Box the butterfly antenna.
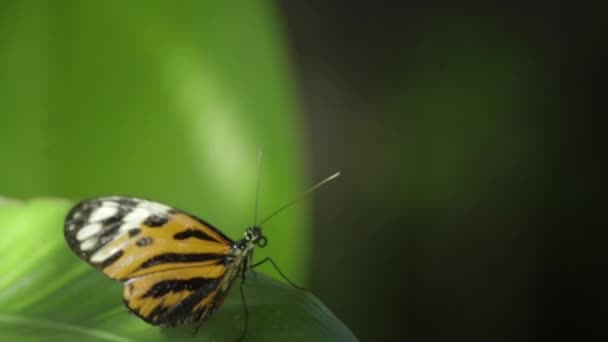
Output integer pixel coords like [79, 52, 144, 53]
[257, 172, 340, 227]
[252, 148, 264, 227]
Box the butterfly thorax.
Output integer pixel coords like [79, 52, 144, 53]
[219, 227, 265, 296]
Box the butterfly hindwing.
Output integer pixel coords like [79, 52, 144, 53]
[64, 196, 239, 325]
[123, 264, 227, 325]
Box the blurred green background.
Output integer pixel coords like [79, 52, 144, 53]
[1, 1, 606, 341]
[0, 1, 309, 279]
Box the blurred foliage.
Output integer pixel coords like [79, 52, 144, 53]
[0, 198, 357, 341]
[0, 2, 308, 280]
[0, 1, 355, 340]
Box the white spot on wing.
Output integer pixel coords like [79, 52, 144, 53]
[140, 201, 170, 214]
[119, 208, 150, 233]
[119, 223, 141, 235]
[88, 206, 118, 223]
[80, 238, 97, 251]
[90, 245, 121, 263]
[76, 223, 102, 241]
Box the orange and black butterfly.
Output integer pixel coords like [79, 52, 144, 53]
[63, 170, 339, 336]
[63, 196, 267, 328]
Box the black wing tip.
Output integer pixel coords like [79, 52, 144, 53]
[63, 199, 94, 250]
[63, 196, 141, 232]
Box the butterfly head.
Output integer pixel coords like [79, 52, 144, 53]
[232, 226, 267, 256]
[245, 226, 267, 248]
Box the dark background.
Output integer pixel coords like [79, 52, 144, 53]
[280, 2, 606, 341]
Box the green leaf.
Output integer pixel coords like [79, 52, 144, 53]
[0, 0, 308, 285]
[0, 198, 357, 341]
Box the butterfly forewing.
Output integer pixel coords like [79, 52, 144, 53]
[64, 196, 238, 326]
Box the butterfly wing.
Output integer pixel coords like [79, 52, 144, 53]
[64, 196, 237, 325]
[122, 263, 232, 325]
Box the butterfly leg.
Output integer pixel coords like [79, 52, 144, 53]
[192, 321, 201, 336]
[191, 305, 207, 335]
[250, 257, 306, 290]
[238, 266, 249, 341]
[246, 250, 259, 279]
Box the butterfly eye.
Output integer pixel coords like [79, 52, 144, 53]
[256, 236, 267, 248]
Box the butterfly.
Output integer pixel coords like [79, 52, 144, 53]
[63, 172, 339, 336]
[63, 196, 267, 329]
